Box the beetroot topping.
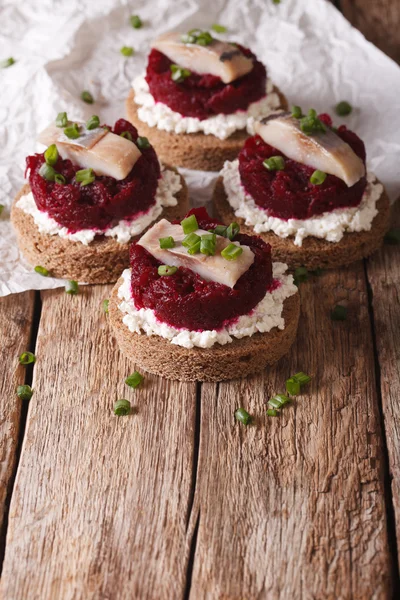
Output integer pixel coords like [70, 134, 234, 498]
[26, 119, 160, 232]
[238, 114, 367, 220]
[130, 207, 273, 331]
[145, 45, 267, 120]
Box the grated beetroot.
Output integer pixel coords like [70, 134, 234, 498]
[238, 114, 367, 220]
[145, 45, 267, 120]
[26, 119, 160, 232]
[129, 207, 273, 332]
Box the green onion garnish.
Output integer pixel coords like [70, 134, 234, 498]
[267, 409, 278, 417]
[170, 64, 191, 83]
[54, 174, 66, 185]
[64, 123, 81, 139]
[272, 0, 281, 4]
[263, 156, 285, 171]
[65, 280, 79, 295]
[137, 136, 150, 149]
[181, 214, 199, 234]
[56, 112, 68, 127]
[86, 115, 100, 130]
[130, 15, 143, 28]
[19, 351, 36, 365]
[181, 29, 213, 46]
[125, 371, 143, 388]
[268, 394, 290, 409]
[310, 170, 327, 185]
[384, 229, 400, 245]
[293, 372, 312, 386]
[188, 242, 201, 255]
[44, 144, 58, 166]
[81, 90, 94, 104]
[182, 232, 201, 248]
[158, 265, 178, 276]
[75, 168, 95, 186]
[213, 225, 228, 236]
[300, 109, 327, 136]
[331, 305, 347, 321]
[335, 101, 352, 117]
[114, 399, 131, 416]
[285, 377, 300, 396]
[291, 105, 303, 119]
[0, 57, 15, 69]
[34, 265, 49, 276]
[16, 384, 33, 401]
[293, 266, 308, 285]
[221, 243, 243, 261]
[211, 24, 227, 33]
[120, 46, 134, 57]
[39, 163, 56, 182]
[234, 407, 252, 425]
[103, 299, 109, 313]
[200, 233, 217, 256]
[159, 236, 175, 249]
[120, 131, 133, 141]
[0, 205, 4, 216]
[226, 222, 240, 240]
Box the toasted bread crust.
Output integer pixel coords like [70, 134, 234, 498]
[212, 176, 391, 269]
[126, 86, 288, 172]
[11, 168, 189, 284]
[109, 277, 300, 382]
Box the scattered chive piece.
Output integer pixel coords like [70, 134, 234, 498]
[235, 407, 252, 425]
[125, 371, 144, 388]
[285, 377, 301, 396]
[137, 136, 150, 149]
[44, 144, 58, 166]
[0, 205, 4, 216]
[226, 222, 240, 240]
[81, 90, 94, 104]
[200, 233, 217, 256]
[56, 112, 68, 127]
[65, 280, 79, 295]
[267, 409, 278, 416]
[310, 170, 327, 185]
[182, 29, 213, 46]
[120, 46, 134, 57]
[19, 351, 36, 365]
[211, 24, 227, 33]
[188, 241, 201, 255]
[103, 299, 109, 313]
[159, 236, 175, 249]
[335, 101, 352, 117]
[293, 372, 312, 386]
[34, 265, 49, 276]
[221, 242, 243, 261]
[120, 130, 133, 141]
[64, 123, 80, 139]
[182, 232, 201, 248]
[384, 229, 400, 245]
[130, 15, 143, 28]
[114, 399, 131, 416]
[75, 168, 95, 186]
[300, 109, 327, 136]
[268, 394, 290, 409]
[158, 265, 178, 276]
[54, 173, 66, 185]
[272, 0, 281, 4]
[263, 156, 285, 171]
[39, 163, 56, 182]
[293, 266, 308, 285]
[170, 64, 191, 83]
[16, 384, 33, 401]
[181, 214, 199, 234]
[291, 105, 303, 119]
[86, 115, 100, 130]
[331, 305, 347, 321]
[0, 57, 15, 69]
[213, 225, 228, 236]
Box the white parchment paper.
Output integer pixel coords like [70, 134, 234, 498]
[1, 0, 400, 296]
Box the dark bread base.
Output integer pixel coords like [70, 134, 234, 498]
[126, 86, 288, 172]
[11, 169, 189, 284]
[109, 277, 300, 382]
[212, 176, 391, 270]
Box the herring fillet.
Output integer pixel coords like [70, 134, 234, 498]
[151, 32, 254, 84]
[254, 112, 365, 187]
[138, 219, 255, 288]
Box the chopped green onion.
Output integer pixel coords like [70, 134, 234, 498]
[137, 136, 150, 149]
[310, 170, 327, 185]
[56, 112, 68, 127]
[331, 305, 347, 321]
[335, 101, 352, 117]
[125, 371, 144, 388]
[293, 372, 312, 386]
[16, 384, 33, 401]
[0, 205, 4, 216]
[211, 24, 227, 33]
[200, 233, 217, 256]
[39, 163, 56, 182]
[267, 409, 278, 416]
[159, 236, 175, 249]
[308, 108, 317, 118]
[158, 265, 178, 276]
[64, 123, 80, 139]
[44, 144, 58, 166]
[263, 156, 285, 171]
[120, 46, 134, 57]
[170, 64, 191, 83]
[182, 232, 201, 248]
[19, 351, 36, 365]
[291, 105, 303, 119]
[86, 115, 100, 130]
[384, 229, 400, 245]
[285, 377, 300, 396]
[272, 0, 281, 4]
[34, 265, 49, 276]
[114, 399, 131, 416]
[221, 243, 243, 261]
[120, 130, 133, 141]
[0, 57, 15, 69]
[213, 225, 228, 237]
[81, 90, 94, 104]
[300, 109, 326, 136]
[226, 222, 240, 240]
[130, 15, 143, 29]
[75, 168, 95, 186]
[181, 214, 198, 234]
[268, 394, 290, 409]
[181, 29, 213, 46]
[65, 280, 79, 295]
[293, 266, 308, 285]
[54, 174, 66, 185]
[234, 407, 252, 425]
[103, 299, 109, 313]
[188, 242, 201, 255]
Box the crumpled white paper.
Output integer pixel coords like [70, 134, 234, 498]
[1, 0, 400, 296]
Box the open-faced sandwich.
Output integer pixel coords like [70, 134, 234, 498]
[213, 108, 390, 269]
[109, 207, 299, 382]
[126, 29, 287, 171]
[12, 115, 188, 283]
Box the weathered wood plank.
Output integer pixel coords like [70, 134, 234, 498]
[0, 292, 35, 537]
[190, 265, 393, 599]
[366, 201, 400, 571]
[0, 285, 197, 600]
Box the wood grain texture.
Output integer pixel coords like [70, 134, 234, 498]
[0, 285, 197, 600]
[189, 265, 393, 599]
[0, 292, 34, 535]
[366, 201, 400, 571]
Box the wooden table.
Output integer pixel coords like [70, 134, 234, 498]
[1, 3, 399, 598]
